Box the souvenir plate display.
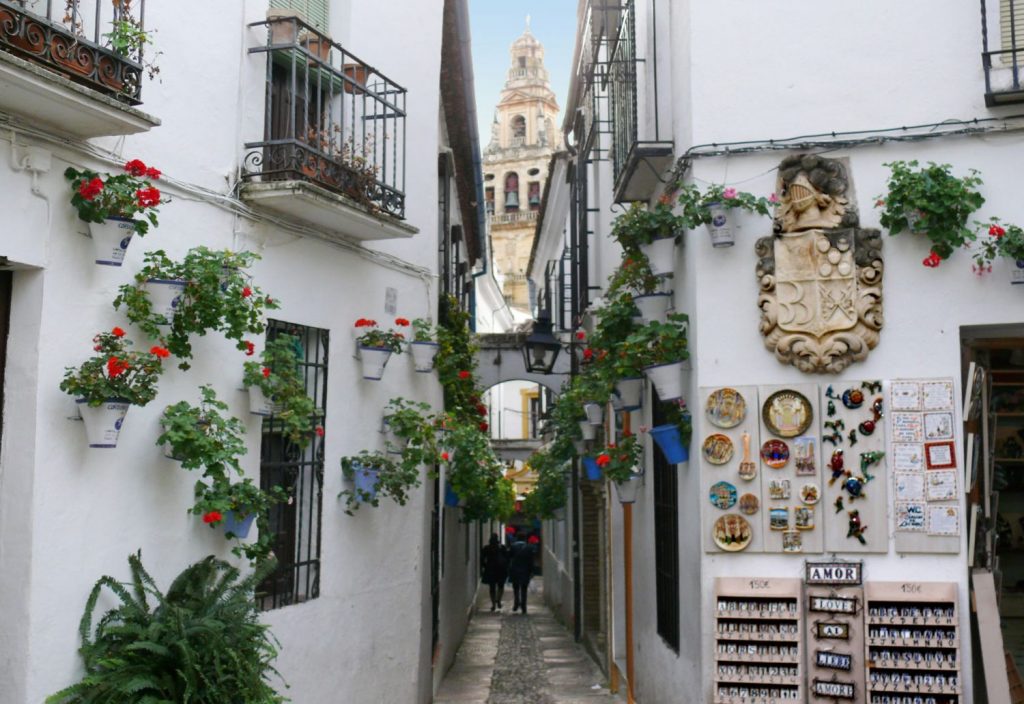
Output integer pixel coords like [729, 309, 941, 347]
[761, 439, 790, 469]
[863, 581, 962, 703]
[706, 387, 747, 429]
[820, 380, 889, 554]
[704, 433, 736, 465]
[739, 493, 760, 515]
[800, 483, 820, 505]
[714, 577, 804, 703]
[710, 481, 738, 510]
[713, 514, 753, 552]
[762, 390, 813, 438]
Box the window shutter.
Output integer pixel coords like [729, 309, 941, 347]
[1001, 0, 1024, 63]
[269, 0, 329, 31]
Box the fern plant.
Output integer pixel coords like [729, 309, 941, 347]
[46, 552, 287, 703]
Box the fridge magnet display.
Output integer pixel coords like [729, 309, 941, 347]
[706, 387, 746, 428]
[924, 411, 954, 441]
[891, 412, 924, 443]
[793, 436, 817, 475]
[847, 510, 868, 544]
[921, 379, 955, 411]
[823, 419, 844, 446]
[924, 440, 956, 470]
[713, 514, 752, 551]
[739, 493, 760, 515]
[926, 505, 960, 536]
[895, 501, 926, 531]
[812, 679, 855, 700]
[770, 507, 790, 530]
[925, 470, 958, 502]
[709, 481, 738, 510]
[890, 381, 922, 411]
[761, 439, 790, 468]
[769, 479, 791, 500]
[763, 389, 813, 437]
[892, 443, 924, 472]
[782, 530, 803, 552]
[738, 431, 757, 481]
[816, 650, 853, 671]
[828, 449, 845, 483]
[800, 483, 820, 505]
[841, 387, 865, 410]
[813, 621, 850, 640]
[795, 506, 815, 531]
[894, 472, 924, 501]
[703, 433, 735, 465]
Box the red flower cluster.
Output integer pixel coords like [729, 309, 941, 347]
[479, 421, 489, 432]
[149, 346, 170, 358]
[245, 341, 255, 356]
[458, 370, 471, 379]
[112, 327, 126, 337]
[241, 286, 252, 298]
[315, 426, 325, 437]
[527, 535, 540, 545]
[922, 251, 942, 268]
[476, 403, 488, 416]
[135, 187, 161, 208]
[261, 367, 271, 378]
[107, 356, 129, 378]
[78, 177, 103, 201]
[582, 348, 594, 360]
[596, 453, 611, 467]
[575, 330, 586, 340]
[202, 511, 223, 524]
[505, 525, 516, 535]
[124, 159, 160, 180]
[395, 317, 410, 326]
[990, 224, 1007, 238]
[441, 451, 450, 461]
[354, 318, 377, 327]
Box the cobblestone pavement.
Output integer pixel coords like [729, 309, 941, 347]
[433, 583, 624, 704]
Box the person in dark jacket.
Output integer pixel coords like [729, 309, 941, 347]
[507, 531, 537, 614]
[481, 533, 509, 611]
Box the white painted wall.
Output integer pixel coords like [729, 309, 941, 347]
[0, 0, 480, 701]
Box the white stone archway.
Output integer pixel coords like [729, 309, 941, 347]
[473, 332, 570, 392]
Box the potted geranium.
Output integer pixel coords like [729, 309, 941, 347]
[631, 313, 689, 402]
[974, 219, 1024, 284]
[338, 450, 421, 515]
[158, 385, 247, 468]
[60, 327, 169, 448]
[242, 334, 316, 445]
[409, 318, 440, 372]
[876, 161, 984, 265]
[195, 477, 288, 562]
[650, 398, 692, 464]
[677, 183, 773, 249]
[610, 199, 686, 276]
[64, 160, 163, 266]
[381, 397, 438, 457]
[354, 318, 405, 380]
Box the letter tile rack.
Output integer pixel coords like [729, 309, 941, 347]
[864, 581, 961, 704]
[714, 577, 804, 703]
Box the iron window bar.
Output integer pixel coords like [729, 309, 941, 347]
[0, 0, 146, 103]
[244, 17, 408, 219]
[981, 0, 1024, 105]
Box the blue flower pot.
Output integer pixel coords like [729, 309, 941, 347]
[444, 483, 461, 507]
[353, 465, 381, 502]
[651, 424, 689, 464]
[582, 456, 602, 481]
[222, 510, 256, 539]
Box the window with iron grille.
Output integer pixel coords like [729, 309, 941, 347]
[269, 0, 329, 30]
[1002, 0, 1024, 64]
[652, 391, 680, 651]
[258, 319, 327, 611]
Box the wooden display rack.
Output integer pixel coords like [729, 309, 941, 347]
[863, 581, 962, 703]
[713, 577, 804, 703]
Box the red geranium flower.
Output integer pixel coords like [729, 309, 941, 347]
[262, 367, 271, 378]
[596, 453, 611, 467]
[315, 426, 325, 437]
[149, 346, 170, 358]
[145, 166, 161, 180]
[476, 403, 488, 416]
[990, 224, 1007, 238]
[107, 356, 129, 378]
[395, 317, 410, 326]
[575, 331, 586, 340]
[583, 348, 594, 360]
[245, 341, 255, 356]
[112, 326, 126, 337]
[505, 526, 516, 535]
[528, 535, 540, 545]
[124, 159, 147, 176]
[922, 251, 942, 268]
[136, 187, 161, 208]
[265, 297, 274, 305]
[441, 451, 450, 461]
[458, 370, 471, 379]
[241, 286, 252, 298]
[78, 177, 103, 201]
[202, 511, 223, 524]
[479, 421, 489, 432]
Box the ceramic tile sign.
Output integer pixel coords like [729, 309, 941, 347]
[889, 378, 961, 555]
[819, 380, 889, 554]
[759, 384, 823, 554]
[701, 386, 764, 553]
[805, 586, 865, 702]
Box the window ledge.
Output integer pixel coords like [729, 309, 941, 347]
[240, 180, 419, 242]
[0, 50, 159, 138]
[613, 141, 675, 204]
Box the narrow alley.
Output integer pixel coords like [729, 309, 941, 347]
[435, 586, 624, 704]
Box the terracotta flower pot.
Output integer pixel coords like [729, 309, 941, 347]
[343, 63, 369, 94]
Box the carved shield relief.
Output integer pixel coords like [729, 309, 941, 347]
[756, 156, 883, 374]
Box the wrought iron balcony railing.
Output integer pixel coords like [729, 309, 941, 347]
[0, 0, 146, 103]
[243, 17, 407, 220]
[981, 0, 1024, 105]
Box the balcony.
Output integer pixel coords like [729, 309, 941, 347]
[982, 0, 1024, 105]
[240, 16, 413, 241]
[490, 210, 538, 227]
[0, 0, 158, 137]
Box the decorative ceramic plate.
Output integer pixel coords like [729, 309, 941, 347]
[712, 513, 752, 552]
[800, 483, 820, 505]
[762, 390, 813, 438]
[760, 439, 790, 469]
[739, 493, 760, 515]
[709, 481, 738, 510]
[703, 434, 735, 465]
[706, 388, 746, 429]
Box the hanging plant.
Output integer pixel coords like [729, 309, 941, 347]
[114, 248, 279, 369]
[64, 159, 163, 235]
[338, 451, 423, 515]
[382, 397, 439, 457]
[60, 327, 168, 407]
[242, 334, 316, 446]
[158, 384, 247, 470]
[594, 432, 643, 483]
[973, 219, 1024, 273]
[193, 477, 289, 563]
[521, 450, 568, 519]
[876, 160, 984, 264]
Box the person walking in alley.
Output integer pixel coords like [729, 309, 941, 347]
[508, 531, 537, 614]
[481, 533, 509, 612]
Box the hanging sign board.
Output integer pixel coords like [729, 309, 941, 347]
[805, 561, 862, 585]
[815, 650, 853, 671]
[809, 595, 858, 614]
[812, 679, 855, 699]
[813, 621, 850, 640]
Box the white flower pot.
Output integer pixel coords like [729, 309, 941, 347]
[614, 377, 644, 411]
[247, 385, 277, 416]
[613, 474, 643, 504]
[381, 418, 407, 454]
[410, 341, 440, 372]
[633, 293, 673, 324]
[638, 236, 676, 276]
[578, 420, 598, 440]
[142, 278, 187, 326]
[572, 439, 588, 455]
[583, 402, 604, 426]
[1011, 259, 1024, 285]
[360, 346, 393, 380]
[89, 217, 136, 266]
[643, 359, 687, 401]
[77, 398, 130, 448]
[705, 204, 737, 248]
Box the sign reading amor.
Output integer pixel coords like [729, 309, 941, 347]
[812, 679, 855, 699]
[805, 561, 862, 585]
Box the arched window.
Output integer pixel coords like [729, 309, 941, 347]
[511, 115, 526, 139]
[504, 172, 519, 211]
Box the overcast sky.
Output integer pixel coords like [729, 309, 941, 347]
[468, 0, 575, 145]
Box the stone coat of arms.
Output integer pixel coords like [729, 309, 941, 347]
[756, 155, 883, 374]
